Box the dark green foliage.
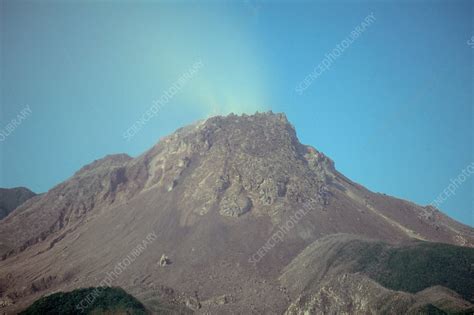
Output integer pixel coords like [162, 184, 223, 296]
[408, 303, 474, 315]
[354, 241, 474, 302]
[20, 287, 148, 315]
[409, 304, 448, 315]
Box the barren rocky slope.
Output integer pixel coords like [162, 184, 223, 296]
[0, 112, 472, 314]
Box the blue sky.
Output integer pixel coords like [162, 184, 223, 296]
[0, 0, 472, 225]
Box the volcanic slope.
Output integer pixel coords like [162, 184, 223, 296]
[0, 112, 472, 314]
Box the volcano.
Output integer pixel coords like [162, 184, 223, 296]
[0, 112, 472, 314]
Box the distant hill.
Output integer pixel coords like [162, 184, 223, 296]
[0, 187, 36, 220]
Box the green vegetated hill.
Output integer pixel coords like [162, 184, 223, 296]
[354, 240, 474, 302]
[280, 234, 474, 314]
[19, 287, 149, 315]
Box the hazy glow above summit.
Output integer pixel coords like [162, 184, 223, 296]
[148, 5, 269, 117]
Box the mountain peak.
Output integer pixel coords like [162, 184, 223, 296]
[135, 110, 336, 222]
[1, 112, 471, 265]
[206, 110, 290, 124]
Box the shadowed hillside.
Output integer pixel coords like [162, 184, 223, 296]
[0, 187, 36, 220]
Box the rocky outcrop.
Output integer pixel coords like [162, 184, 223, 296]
[219, 184, 252, 217]
[159, 254, 171, 267]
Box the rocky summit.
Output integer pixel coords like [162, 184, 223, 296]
[0, 112, 473, 314]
